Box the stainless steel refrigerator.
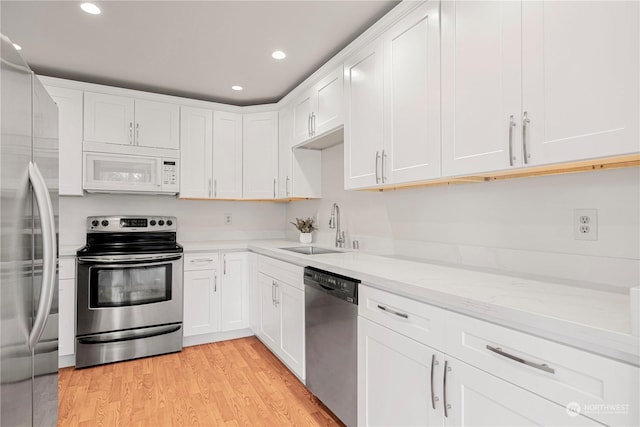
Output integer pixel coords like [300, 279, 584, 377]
[1, 34, 59, 426]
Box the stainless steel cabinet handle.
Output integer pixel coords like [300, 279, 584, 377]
[376, 304, 408, 319]
[375, 151, 381, 184]
[129, 122, 133, 144]
[443, 360, 450, 418]
[311, 112, 316, 136]
[136, 123, 140, 145]
[223, 254, 226, 275]
[275, 283, 279, 306]
[381, 149, 387, 183]
[214, 272, 217, 292]
[430, 354, 437, 410]
[508, 115, 516, 166]
[190, 258, 214, 263]
[272, 281, 276, 305]
[522, 111, 531, 164]
[273, 178, 277, 198]
[486, 345, 555, 374]
[286, 176, 290, 196]
[208, 179, 212, 197]
[214, 179, 217, 198]
[308, 113, 312, 137]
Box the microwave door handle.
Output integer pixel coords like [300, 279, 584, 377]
[28, 161, 57, 352]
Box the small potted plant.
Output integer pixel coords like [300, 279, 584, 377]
[290, 217, 316, 244]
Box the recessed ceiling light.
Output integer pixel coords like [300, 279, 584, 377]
[80, 3, 101, 15]
[12, 43, 22, 51]
[231, 85, 243, 91]
[271, 50, 287, 60]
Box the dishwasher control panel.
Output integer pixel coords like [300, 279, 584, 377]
[303, 266, 360, 304]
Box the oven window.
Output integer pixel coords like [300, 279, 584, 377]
[89, 264, 172, 308]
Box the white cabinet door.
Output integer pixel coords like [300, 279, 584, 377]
[522, 1, 639, 165]
[292, 92, 314, 146]
[277, 281, 305, 379]
[46, 86, 84, 196]
[384, 1, 441, 184]
[278, 106, 293, 198]
[58, 278, 75, 358]
[441, 1, 522, 177]
[183, 269, 219, 337]
[83, 92, 134, 146]
[314, 65, 343, 137]
[445, 358, 600, 427]
[242, 111, 279, 199]
[358, 317, 444, 427]
[134, 99, 180, 150]
[179, 106, 212, 198]
[258, 273, 280, 349]
[212, 111, 243, 199]
[344, 38, 384, 189]
[220, 252, 249, 331]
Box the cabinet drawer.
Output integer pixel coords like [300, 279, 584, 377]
[59, 257, 76, 280]
[359, 285, 445, 351]
[184, 253, 219, 271]
[445, 311, 639, 427]
[258, 256, 303, 291]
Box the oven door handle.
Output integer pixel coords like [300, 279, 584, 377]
[77, 324, 182, 345]
[77, 254, 183, 264]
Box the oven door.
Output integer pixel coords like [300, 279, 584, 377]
[76, 253, 183, 336]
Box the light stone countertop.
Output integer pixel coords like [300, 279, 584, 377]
[66, 238, 640, 365]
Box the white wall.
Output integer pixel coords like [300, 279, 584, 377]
[60, 194, 287, 248]
[287, 144, 640, 290]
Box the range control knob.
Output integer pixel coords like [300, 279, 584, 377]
[158, 220, 165, 226]
[166, 219, 173, 226]
[150, 220, 156, 226]
[101, 220, 109, 227]
[91, 220, 99, 227]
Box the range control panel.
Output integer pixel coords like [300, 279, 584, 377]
[87, 216, 177, 232]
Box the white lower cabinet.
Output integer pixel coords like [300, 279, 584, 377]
[444, 357, 600, 427]
[257, 256, 305, 381]
[358, 317, 444, 426]
[358, 284, 616, 427]
[58, 257, 76, 365]
[183, 252, 249, 341]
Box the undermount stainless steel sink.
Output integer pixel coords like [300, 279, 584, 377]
[281, 246, 342, 255]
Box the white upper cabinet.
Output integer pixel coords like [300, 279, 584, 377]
[292, 66, 343, 146]
[45, 86, 84, 196]
[84, 92, 134, 146]
[345, 2, 441, 189]
[212, 111, 243, 199]
[522, 0, 639, 164]
[243, 111, 279, 199]
[180, 106, 213, 198]
[84, 91, 179, 151]
[344, 38, 385, 189]
[383, 1, 441, 184]
[134, 99, 180, 150]
[441, 0, 522, 177]
[442, 0, 639, 177]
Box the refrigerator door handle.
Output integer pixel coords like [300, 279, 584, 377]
[28, 161, 57, 351]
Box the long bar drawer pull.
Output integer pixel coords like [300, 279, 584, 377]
[486, 345, 555, 374]
[190, 258, 214, 263]
[377, 304, 409, 319]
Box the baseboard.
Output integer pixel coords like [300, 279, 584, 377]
[58, 354, 75, 369]
[183, 328, 254, 347]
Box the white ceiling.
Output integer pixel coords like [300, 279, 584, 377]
[1, 0, 399, 106]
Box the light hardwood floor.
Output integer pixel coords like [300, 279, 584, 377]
[58, 336, 343, 426]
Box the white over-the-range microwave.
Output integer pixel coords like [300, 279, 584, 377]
[83, 151, 179, 195]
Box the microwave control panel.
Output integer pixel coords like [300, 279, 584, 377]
[162, 160, 179, 192]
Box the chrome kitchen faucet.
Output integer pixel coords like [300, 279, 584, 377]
[329, 203, 346, 248]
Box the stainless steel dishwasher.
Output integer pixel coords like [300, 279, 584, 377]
[304, 266, 360, 427]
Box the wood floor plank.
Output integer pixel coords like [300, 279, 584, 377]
[59, 336, 344, 426]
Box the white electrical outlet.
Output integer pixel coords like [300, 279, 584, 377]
[574, 209, 597, 241]
[224, 213, 232, 225]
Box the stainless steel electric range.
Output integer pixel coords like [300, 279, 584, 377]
[75, 216, 183, 368]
